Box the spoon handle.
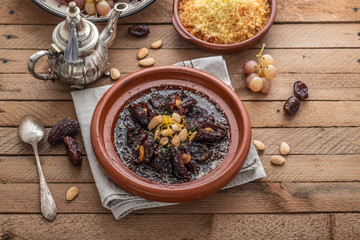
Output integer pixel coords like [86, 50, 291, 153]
[32, 144, 57, 221]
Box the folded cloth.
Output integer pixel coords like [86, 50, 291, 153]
[71, 56, 266, 219]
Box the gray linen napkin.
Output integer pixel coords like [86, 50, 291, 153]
[71, 56, 266, 219]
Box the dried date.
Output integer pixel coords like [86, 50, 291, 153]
[294, 81, 309, 100]
[47, 118, 79, 145]
[128, 25, 150, 38]
[64, 136, 82, 166]
[283, 96, 301, 115]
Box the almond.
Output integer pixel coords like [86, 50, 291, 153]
[189, 131, 197, 142]
[110, 68, 121, 80]
[148, 115, 163, 130]
[160, 129, 175, 137]
[280, 142, 290, 155]
[137, 48, 149, 59]
[171, 135, 181, 147]
[204, 127, 214, 132]
[151, 40, 163, 49]
[178, 128, 188, 142]
[253, 140, 265, 151]
[139, 146, 145, 162]
[66, 186, 79, 201]
[172, 113, 182, 123]
[159, 137, 169, 146]
[172, 124, 182, 132]
[139, 58, 155, 67]
[181, 153, 191, 164]
[270, 155, 286, 165]
[154, 128, 160, 141]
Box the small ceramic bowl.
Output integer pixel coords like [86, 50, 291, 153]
[91, 66, 251, 202]
[172, 0, 277, 53]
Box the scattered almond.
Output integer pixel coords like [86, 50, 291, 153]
[181, 153, 191, 164]
[139, 58, 155, 67]
[171, 135, 181, 147]
[137, 48, 149, 59]
[189, 131, 197, 142]
[148, 115, 163, 130]
[178, 128, 188, 142]
[139, 146, 145, 162]
[280, 142, 290, 155]
[110, 68, 121, 80]
[253, 140, 265, 151]
[204, 127, 214, 132]
[159, 137, 169, 146]
[270, 155, 286, 165]
[172, 113, 181, 123]
[151, 40, 163, 49]
[66, 186, 79, 201]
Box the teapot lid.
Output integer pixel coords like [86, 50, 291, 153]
[52, 2, 99, 54]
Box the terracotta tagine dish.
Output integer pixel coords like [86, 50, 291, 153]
[91, 66, 252, 202]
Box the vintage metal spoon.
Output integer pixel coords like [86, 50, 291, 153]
[19, 115, 57, 221]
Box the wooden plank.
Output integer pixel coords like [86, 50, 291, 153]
[1, 73, 358, 101]
[211, 214, 331, 240]
[2, 127, 359, 156]
[1, 100, 360, 127]
[2, 73, 360, 101]
[1, 0, 359, 24]
[1, 182, 360, 214]
[0, 127, 85, 156]
[334, 214, 360, 240]
[261, 155, 360, 182]
[1, 155, 360, 184]
[0, 214, 212, 240]
[0, 156, 94, 183]
[2, 49, 360, 74]
[2, 24, 360, 50]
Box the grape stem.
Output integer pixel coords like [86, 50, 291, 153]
[256, 43, 266, 75]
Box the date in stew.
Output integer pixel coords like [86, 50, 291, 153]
[114, 89, 231, 183]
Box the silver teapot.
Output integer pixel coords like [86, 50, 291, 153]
[28, 2, 128, 89]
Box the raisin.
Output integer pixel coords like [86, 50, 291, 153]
[128, 25, 150, 38]
[294, 81, 309, 100]
[47, 118, 79, 145]
[283, 96, 301, 115]
[64, 136, 82, 166]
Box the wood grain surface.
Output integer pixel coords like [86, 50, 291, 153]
[0, 0, 359, 239]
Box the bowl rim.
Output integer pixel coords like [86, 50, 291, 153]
[172, 0, 277, 50]
[90, 65, 252, 202]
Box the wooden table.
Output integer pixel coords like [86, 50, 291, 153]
[1, 0, 360, 239]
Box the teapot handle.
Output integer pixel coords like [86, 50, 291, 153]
[28, 51, 54, 81]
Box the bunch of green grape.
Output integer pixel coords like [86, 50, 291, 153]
[243, 44, 278, 93]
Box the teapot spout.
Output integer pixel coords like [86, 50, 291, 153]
[100, 2, 128, 48]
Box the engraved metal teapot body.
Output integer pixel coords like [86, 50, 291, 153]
[28, 2, 128, 89]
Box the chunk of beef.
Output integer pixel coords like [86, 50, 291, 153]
[144, 140, 154, 164]
[170, 147, 190, 179]
[178, 97, 197, 115]
[184, 143, 213, 163]
[152, 148, 172, 175]
[130, 104, 149, 126]
[187, 107, 214, 130]
[196, 122, 226, 142]
[186, 160, 199, 174]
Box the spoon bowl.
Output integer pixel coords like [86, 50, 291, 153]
[19, 114, 57, 221]
[19, 115, 45, 145]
